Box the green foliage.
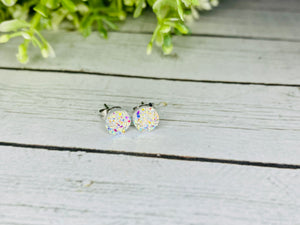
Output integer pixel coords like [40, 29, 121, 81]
[0, 0, 218, 63]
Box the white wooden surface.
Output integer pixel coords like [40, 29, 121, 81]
[1, 69, 300, 164]
[0, 0, 300, 224]
[1, 146, 300, 225]
[121, 0, 300, 41]
[1, 31, 300, 85]
[1, 0, 300, 84]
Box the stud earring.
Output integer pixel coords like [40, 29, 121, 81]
[99, 104, 131, 135]
[132, 102, 159, 132]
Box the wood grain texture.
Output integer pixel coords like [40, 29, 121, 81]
[121, 0, 300, 41]
[1, 69, 300, 164]
[0, 146, 300, 225]
[58, 0, 300, 41]
[0, 31, 300, 85]
[218, 0, 300, 12]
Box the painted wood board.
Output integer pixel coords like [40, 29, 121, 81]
[218, 0, 300, 12]
[59, 0, 300, 41]
[1, 69, 300, 164]
[0, 146, 299, 225]
[121, 2, 300, 41]
[0, 31, 300, 85]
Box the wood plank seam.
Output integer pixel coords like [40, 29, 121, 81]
[111, 30, 300, 43]
[1, 70, 300, 164]
[1, 142, 300, 170]
[1, 146, 300, 225]
[1, 67, 300, 88]
[1, 30, 300, 85]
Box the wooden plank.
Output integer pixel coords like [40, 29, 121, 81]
[52, 0, 300, 41]
[0, 31, 300, 85]
[58, 0, 300, 40]
[186, 9, 300, 41]
[1, 69, 300, 164]
[1, 146, 300, 224]
[121, 2, 300, 41]
[0, 146, 300, 225]
[218, 0, 300, 12]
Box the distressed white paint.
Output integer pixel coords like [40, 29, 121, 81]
[0, 146, 299, 225]
[0, 0, 300, 84]
[1, 0, 300, 84]
[1, 69, 300, 164]
[0, 1, 299, 224]
[0, 31, 299, 85]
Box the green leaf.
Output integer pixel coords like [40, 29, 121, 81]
[44, 0, 61, 9]
[41, 42, 55, 58]
[102, 18, 118, 30]
[8, 4, 29, 20]
[80, 14, 94, 37]
[34, 4, 50, 17]
[162, 34, 173, 54]
[97, 20, 107, 39]
[182, 0, 199, 7]
[16, 42, 29, 64]
[61, 0, 77, 13]
[174, 22, 190, 34]
[77, 3, 89, 15]
[1, 0, 17, 7]
[155, 31, 163, 46]
[176, 0, 184, 21]
[0, 19, 30, 32]
[160, 24, 171, 33]
[21, 31, 31, 39]
[124, 0, 134, 6]
[118, 11, 126, 20]
[0, 34, 10, 43]
[153, 0, 177, 19]
[146, 0, 156, 7]
[51, 8, 68, 29]
[133, 0, 144, 18]
[146, 42, 152, 55]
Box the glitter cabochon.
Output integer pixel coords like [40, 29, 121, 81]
[133, 106, 159, 132]
[105, 109, 131, 135]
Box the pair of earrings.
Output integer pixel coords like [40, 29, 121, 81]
[99, 102, 159, 135]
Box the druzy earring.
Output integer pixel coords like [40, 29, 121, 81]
[99, 104, 131, 135]
[132, 102, 159, 132]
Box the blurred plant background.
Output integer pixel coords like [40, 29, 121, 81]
[0, 0, 218, 64]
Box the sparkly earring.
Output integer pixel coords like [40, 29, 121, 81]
[132, 102, 160, 132]
[99, 104, 131, 135]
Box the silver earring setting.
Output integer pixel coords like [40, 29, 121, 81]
[99, 104, 131, 135]
[132, 102, 160, 132]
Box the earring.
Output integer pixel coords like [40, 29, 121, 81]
[99, 104, 131, 135]
[132, 102, 159, 132]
